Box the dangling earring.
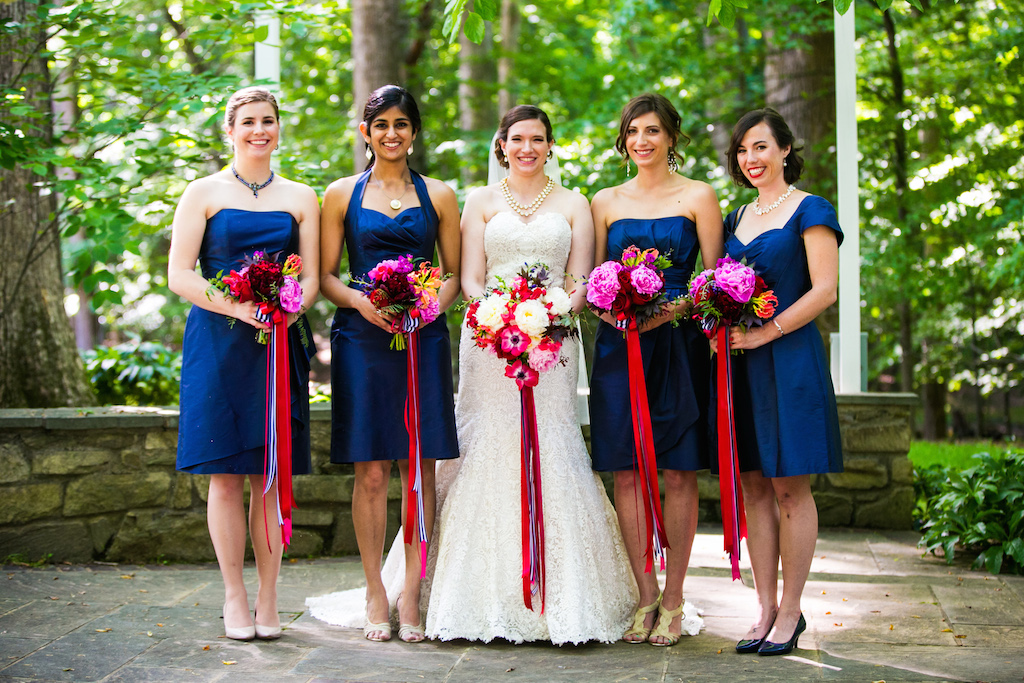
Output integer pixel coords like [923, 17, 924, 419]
[668, 151, 679, 174]
[783, 158, 788, 167]
[546, 149, 553, 160]
[365, 146, 373, 161]
[408, 143, 414, 156]
[625, 158, 631, 178]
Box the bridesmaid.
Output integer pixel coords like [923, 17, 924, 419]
[169, 86, 320, 640]
[589, 94, 723, 646]
[722, 107, 843, 656]
[320, 85, 461, 643]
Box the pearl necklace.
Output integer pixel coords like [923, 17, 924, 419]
[371, 169, 409, 211]
[501, 176, 554, 217]
[753, 184, 795, 216]
[231, 165, 274, 198]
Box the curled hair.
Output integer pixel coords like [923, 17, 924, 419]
[362, 85, 422, 168]
[224, 86, 279, 130]
[726, 107, 804, 188]
[493, 105, 554, 169]
[615, 93, 690, 167]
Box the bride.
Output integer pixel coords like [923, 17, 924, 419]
[308, 105, 636, 644]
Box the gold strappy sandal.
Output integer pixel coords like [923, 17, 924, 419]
[648, 600, 685, 647]
[623, 594, 662, 643]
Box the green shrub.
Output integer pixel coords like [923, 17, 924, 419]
[918, 449, 1024, 575]
[81, 337, 181, 406]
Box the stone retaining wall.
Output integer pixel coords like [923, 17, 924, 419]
[0, 393, 916, 563]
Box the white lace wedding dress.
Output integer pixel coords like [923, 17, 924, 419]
[307, 212, 642, 644]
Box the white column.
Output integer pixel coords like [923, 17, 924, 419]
[255, 11, 281, 90]
[833, 4, 862, 393]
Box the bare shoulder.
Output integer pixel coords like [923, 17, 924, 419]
[422, 175, 458, 204]
[275, 175, 319, 202]
[324, 174, 358, 201]
[678, 176, 717, 202]
[553, 185, 590, 212]
[590, 183, 624, 211]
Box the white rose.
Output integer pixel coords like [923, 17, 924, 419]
[542, 287, 572, 316]
[475, 294, 507, 333]
[513, 298, 550, 338]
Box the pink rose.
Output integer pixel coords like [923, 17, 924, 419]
[527, 341, 561, 373]
[586, 261, 623, 310]
[630, 265, 662, 296]
[714, 257, 756, 303]
[279, 276, 303, 312]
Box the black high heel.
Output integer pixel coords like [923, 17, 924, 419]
[757, 613, 806, 656]
[735, 614, 776, 654]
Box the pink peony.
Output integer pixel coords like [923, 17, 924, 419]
[688, 270, 710, 299]
[527, 340, 561, 373]
[586, 261, 623, 310]
[497, 325, 530, 358]
[278, 276, 303, 312]
[417, 293, 440, 324]
[714, 257, 756, 303]
[506, 360, 540, 389]
[630, 265, 662, 296]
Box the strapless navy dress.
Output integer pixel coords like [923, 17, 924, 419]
[177, 209, 313, 475]
[722, 195, 844, 477]
[329, 170, 458, 463]
[589, 216, 711, 472]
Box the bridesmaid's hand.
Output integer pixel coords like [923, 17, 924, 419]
[729, 324, 775, 351]
[597, 311, 618, 327]
[354, 293, 396, 332]
[234, 300, 270, 330]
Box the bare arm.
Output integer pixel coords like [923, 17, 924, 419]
[590, 188, 618, 327]
[730, 224, 839, 350]
[563, 192, 595, 313]
[290, 182, 321, 324]
[460, 189, 489, 301]
[430, 180, 463, 312]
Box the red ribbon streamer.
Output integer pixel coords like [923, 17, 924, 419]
[519, 386, 545, 612]
[402, 321, 428, 578]
[262, 304, 295, 550]
[716, 326, 747, 580]
[623, 315, 669, 573]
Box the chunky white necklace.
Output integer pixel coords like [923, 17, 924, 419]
[753, 184, 796, 216]
[501, 176, 554, 217]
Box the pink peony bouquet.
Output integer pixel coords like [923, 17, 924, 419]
[587, 245, 675, 327]
[359, 254, 446, 350]
[465, 264, 577, 388]
[685, 256, 778, 340]
[208, 251, 303, 344]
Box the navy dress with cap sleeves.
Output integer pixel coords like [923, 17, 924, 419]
[722, 194, 844, 477]
[589, 215, 711, 472]
[329, 170, 458, 463]
[176, 209, 313, 475]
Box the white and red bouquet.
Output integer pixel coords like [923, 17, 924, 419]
[686, 256, 778, 342]
[465, 263, 578, 612]
[360, 254, 444, 350]
[586, 245, 674, 328]
[209, 250, 303, 344]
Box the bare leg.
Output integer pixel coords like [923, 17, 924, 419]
[353, 460, 393, 640]
[648, 469, 698, 644]
[394, 458, 436, 641]
[613, 469, 661, 642]
[207, 474, 251, 630]
[248, 475, 283, 630]
[739, 470, 780, 641]
[768, 475, 816, 642]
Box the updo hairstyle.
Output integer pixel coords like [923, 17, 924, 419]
[493, 105, 555, 169]
[362, 85, 422, 168]
[726, 107, 804, 187]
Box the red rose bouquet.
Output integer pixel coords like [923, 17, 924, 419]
[209, 250, 303, 344]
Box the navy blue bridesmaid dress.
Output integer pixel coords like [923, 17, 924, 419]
[723, 194, 844, 477]
[589, 216, 711, 472]
[329, 170, 458, 463]
[177, 209, 314, 475]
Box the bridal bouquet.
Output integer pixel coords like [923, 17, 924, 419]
[465, 263, 578, 612]
[359, 254, 445, 350]
[685, 255, 778, 341]
[586, 245, 674, 327]
[209, 251, 303, 344]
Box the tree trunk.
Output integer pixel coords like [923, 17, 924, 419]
[921, 381, 948, 439]
[458, 6, 496, 186]
[351, 0, 404, 173]
[497, 0, 519, 115]
[0, 1, 92, 407]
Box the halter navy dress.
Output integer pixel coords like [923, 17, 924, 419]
[722, 195, 844, 477]
[329, 170, 458, 463]
[177, 209, 314, 475]
[589, 216, 711, 472]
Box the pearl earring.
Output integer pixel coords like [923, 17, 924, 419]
[783, 158, 788, 167]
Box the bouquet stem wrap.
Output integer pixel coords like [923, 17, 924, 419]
[519, 385, 545, 612]
[401, 311, 429, 578]
[260, 303, 295, 550]
[621, 314, 669, 573]
[716, 327, 747, 580]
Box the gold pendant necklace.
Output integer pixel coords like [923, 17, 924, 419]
[372, 169, 408, 211]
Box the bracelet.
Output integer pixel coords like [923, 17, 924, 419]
[772, 319, 786, 336]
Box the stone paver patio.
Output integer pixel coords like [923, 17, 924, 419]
[2, 526, 1023, 682]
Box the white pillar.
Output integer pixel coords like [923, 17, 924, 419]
[833, 4, 863, 393]
[254, 11, 281, 90]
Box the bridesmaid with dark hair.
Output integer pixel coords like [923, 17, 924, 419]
[319, 85, 461, 643]
[722, 107, 843, 656]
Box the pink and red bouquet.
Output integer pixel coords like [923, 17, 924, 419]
[586, 245, 675, 327]
[209, 251, 303, 344]
[465, 264, 577, 389]
[359, 254, 445, 350]
[686, 255, 778, 340]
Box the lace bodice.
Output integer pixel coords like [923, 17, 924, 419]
[483, 212, 572, 288]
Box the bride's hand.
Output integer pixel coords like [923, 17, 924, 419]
[354, 294, 396, 332]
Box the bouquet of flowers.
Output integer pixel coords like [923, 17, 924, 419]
[209, 251, 304, 344]
[686, 255, 778, 341]
[465, 263, 577, 612]
[586, 245, 674, 328]
[359, 255, 444, 350]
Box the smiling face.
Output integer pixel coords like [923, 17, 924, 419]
[361, 106, 417, 163]
[226, 101, 279, 159]
[735, 121, 791, 189]
[500, 118, 552, 176]
[625, 111, 673, 170]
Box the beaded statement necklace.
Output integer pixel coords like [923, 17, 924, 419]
[501, 176, 555, 217]
[231, 165, 274, 198]
[752, 184, 795, 216]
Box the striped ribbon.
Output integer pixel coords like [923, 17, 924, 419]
[258, 303, 295, 550]
[401, 310, 429, 578]
[519, 386, 545, 612]
[716, 326, 747, 580]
